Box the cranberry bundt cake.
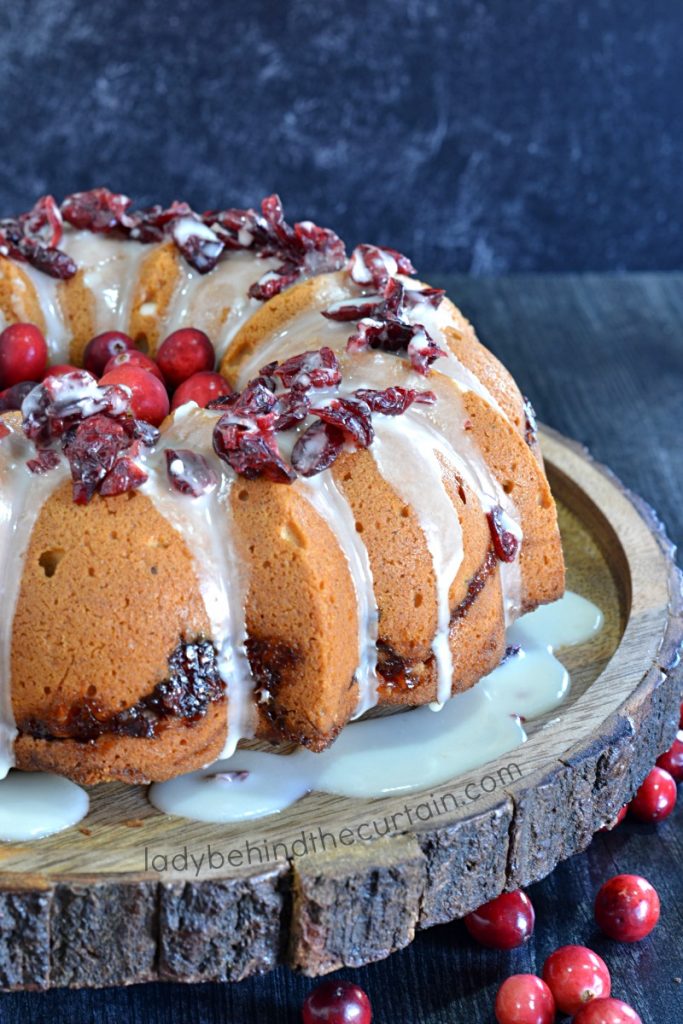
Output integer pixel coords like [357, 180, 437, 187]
[0, 190, 564, 785]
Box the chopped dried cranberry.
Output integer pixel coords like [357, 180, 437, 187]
[272, 387, 311, 431]
[291, 419, 346, 477]
[0, 196, 76, 280]
[348, 243, 415, 290]
[272, 347, 341, 390]
[21, 370, 131, 446]
[347, 317, 446, 375]
[165, 448, 218, 497]
[321, 294, 385, 322]
[403, 285, 446, 311]
[213, 412, 295, 484]
[312, 397, 374, 447]
[26, 449, 62, 475]
[61, 188, 132, 233]
[98, 454, 148, 497]
[170, 218, 224, 274]
[19, 195, 63, 248]
[0, 380, 39, 412]
[353, 386, 436, 415]
[63, 414, 135, 504]
[487, 506, 520, 562]
[226, 380, 278, 418]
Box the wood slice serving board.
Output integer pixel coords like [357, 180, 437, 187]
[0, 426, 681, 992]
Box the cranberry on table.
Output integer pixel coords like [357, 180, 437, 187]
[594, 873, 660, 942]
[542, 944, 610, 1015]
[0, 380, 39, 411]
[302, 979, 372, 1024]
[656, 730, 683, 781]
[83, 330, 136, 376]
[156, 328, 215, 389]
[600, 805, 628, 832]
[42, 363, 81, 379]
[573, 996, 643, 1023]
[494, 974, 555, 1024]
[103, 348, 165, 383]
[464, 889, 535, 949]
[629, 766, 677, 822]
[0, 323, 48, 387]
[100, 365, 170, 427]
[171, 370, 232, 410]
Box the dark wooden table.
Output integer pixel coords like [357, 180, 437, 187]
[3, 274, 682, 1023]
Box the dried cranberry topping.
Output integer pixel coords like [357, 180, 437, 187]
[291, 419, 346, 476]
[165, 448, 218, 497]
[487, 506, 520, 562]
[22, 370, 130, 446]
[26, 449, 62, 475]
[61, 188, 132, 233]
[0, 195, 76, 279]
[271, 347, 342, 390]
[273, 387, 311, 431]
[21, 371, 158, 503]
[349, 243, 415, 290]
[353, 386, 436, 415]
[346, 316, 446, 376]
[311, 397, 374, 447]
[170, 218, 224, 274]
[63, 414, 139, 504]
[213, 409, 294, 484]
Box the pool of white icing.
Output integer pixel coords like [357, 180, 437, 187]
[149, 590, 603, 825]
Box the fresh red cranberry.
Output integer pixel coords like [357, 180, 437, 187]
[302, 979, 372, 1024]
[0, 380, 39, 412]
[42, 364, 81, 380]
[629, 766, 677, 822]
[573, 997, 643, 1023]
[171, 371, 232, 410]
[494, 974, 555, 1024]
[595, 874, 660, 942]
[0, 421, 9, 440]
[464, 890, 535, 949]
[103, 349, 165, 383]
[83, 331, 136, 377]
[100, 366, 169, 426]
[0, 323, 48, 388]
[156, 328, 215, 389]
[656, 730, 683, 781]
[542, 945, 611, 1015]
[600, 805, 628, 832]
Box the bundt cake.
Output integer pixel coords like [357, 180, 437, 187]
[0, 190, 564, 785]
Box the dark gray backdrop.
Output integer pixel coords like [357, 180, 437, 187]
[1, 0, 681, 274]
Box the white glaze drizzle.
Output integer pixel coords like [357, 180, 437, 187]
[299, 472, 379, 717]
[0, 425, 68, 778]
[159, 251, 280, 361]
[149, 591, 603, 823]
[0, 770, 88, 841]
[139, 405, 254, 757]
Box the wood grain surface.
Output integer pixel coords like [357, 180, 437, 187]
[2, 273, 682, 1022]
